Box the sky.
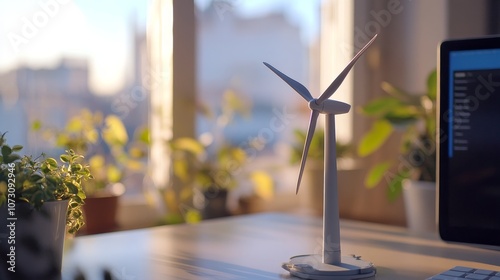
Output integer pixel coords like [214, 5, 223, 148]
[196, 0, 320, 42]
[0, 0, 318, 95]
[0, 0, 149, 95]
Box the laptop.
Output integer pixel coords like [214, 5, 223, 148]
[438, 35, 500, 249]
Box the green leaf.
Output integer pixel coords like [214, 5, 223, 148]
[45, 175, 58, 185]
[72, 210, 82, 219]
[106, 165, 122, 183]
[222, 90, 251, 120]
[427, 70, 437, 100]
[358, 120, 393, 157]
[173, 160, 189, 182]
[173, 137, 205, 155]
[66, 117, 84, 132]
[30, 173, 44, 182]
[11, 145, 23, 152]
[77, 190, 86, 200]
[1, 145, 12, 157]
[45, 158, 58, 169]
[0, 132, 6, 146]
[70, 163, 83, 172]
[251, 171, 274, 200]
[41, 162, 51, 173]
[137, 127, 150, 145]
[381, 170, 410, 201]
[4, 154, 20, 164]
[102, 115, 128, 147]
[60, 154, 71, 163]
[387, 176, 404, 201]
[31, 191, 44, 209]
[365, 162, 392, 188]
[360, 97, 401, 116]
[72, 195, 83, 204]
[69, 201, 80, 208]
[384, 106, 420, 125]
[184, 209, 202, 224]
[218, 146, 246, 165]
[66, 182, 79, 194]
[71, 153, 83, 162]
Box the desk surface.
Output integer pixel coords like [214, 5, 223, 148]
[62, 213, 500, 280]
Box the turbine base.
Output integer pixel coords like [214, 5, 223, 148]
[282, 254, 376, 280]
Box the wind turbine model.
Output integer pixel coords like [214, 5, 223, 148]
[263, 34, 377, 280]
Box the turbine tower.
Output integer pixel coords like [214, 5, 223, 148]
[264, 34, 378, 280]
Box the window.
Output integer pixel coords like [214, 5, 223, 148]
[0, 0, 358, 224]
[194, 0, 322, 197]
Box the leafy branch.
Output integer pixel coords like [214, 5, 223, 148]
[357, 70, 437, 200]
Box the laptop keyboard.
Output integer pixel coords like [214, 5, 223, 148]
[427, 266, 500, 280]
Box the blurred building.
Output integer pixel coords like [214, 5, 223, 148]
[0, 58, 92, 150]
[196, 3, 316, 147]
[0, 25, 149, 153]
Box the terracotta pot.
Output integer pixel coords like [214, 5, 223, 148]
[403, 179, 436, 233]
[82, 194, 119, 234]
[0, 200, 68, 279]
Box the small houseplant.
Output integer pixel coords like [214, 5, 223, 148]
[162, 90, 274, 222]
[358, 70, 437, 231]
[169, 137, 246, 219]
[0, 132, 92, 278]
[33, 109, 149, 233]
[358, 70, 437, 197]
[168, 137, 274, 220]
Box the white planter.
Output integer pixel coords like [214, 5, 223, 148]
[0, 200, 68, 279]
[403, 179, 436, 233]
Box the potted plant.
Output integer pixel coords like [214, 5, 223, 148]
[169, 137, 244, 219]
[357, 70, 437, 232]
[33, 109, 149, 234]
[168, 137, 275, 220]
[162, 90, 274, 221]
[0, 132, 92, 279]
[289, 128, 353, 215]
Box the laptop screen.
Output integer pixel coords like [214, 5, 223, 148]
[439, 36, 500, 247]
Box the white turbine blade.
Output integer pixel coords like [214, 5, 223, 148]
[317, 34, 377, 104]
[296, 110, 319, 194]
[263, 62, 314, 102]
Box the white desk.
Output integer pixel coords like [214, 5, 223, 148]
[62, 213, 500, 279]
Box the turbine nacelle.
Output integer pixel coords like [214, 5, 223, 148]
[309, 99, 350, 115]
